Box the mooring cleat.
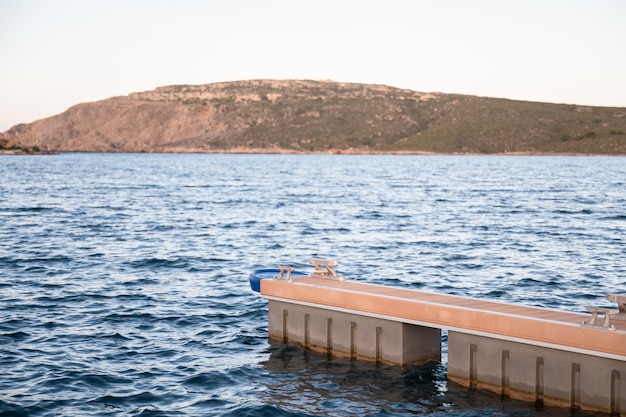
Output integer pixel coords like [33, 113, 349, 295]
[274, 265, 296, 282]
[581, 293, 626, 330]
[582, 306, 617, 330]
[607, 293, 626, 321]
[308, 258, 344, 281]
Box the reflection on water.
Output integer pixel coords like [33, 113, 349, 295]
[260, 343, 605, 417]
[262, 344, 448, 415]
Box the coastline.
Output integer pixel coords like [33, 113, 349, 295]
[3, 149, 624, 157]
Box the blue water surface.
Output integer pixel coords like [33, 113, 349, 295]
[0, 153, 624, 416]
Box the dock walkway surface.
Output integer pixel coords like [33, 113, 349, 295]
[261, 276, 625, 359]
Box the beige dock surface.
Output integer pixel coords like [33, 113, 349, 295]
[261, 277, 626, 358]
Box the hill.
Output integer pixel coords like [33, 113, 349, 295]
[1, 80, 625, 154]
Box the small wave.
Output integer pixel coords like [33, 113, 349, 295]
[195, 329, 221, 337]
[0, 256, 25, 268]
[219, 404, 303, 417]
[80, 373, 134, 389]
[102, 332, 134, 341]
[234, 334, 266, 346]
[159, 315, 205, 327]
[554, 208, 593, 215]
[299, 227, 317, 235]
[1, 330, 30, 341]
[187, 397, 233, 409]
[0, 400, 29, 416]
[484, 290, 507, 298]
[124, 258, 190, 270]
[14, 206, 57, 213]
[0, 317, 38, 332]
[203, 257, 234, 263]
[182, 371, 236, 389]
[103, 312, 158, 325]
[34, 294, 81, 304]
[120, 277, 161, 287]
[356, 211, 385, 219]
[517, 277, 543, 285]
[89, 391, 162, 408]
[602, 214, 626, 221]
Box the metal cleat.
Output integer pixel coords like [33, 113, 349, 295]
[274, 265, 296, 282]
[581, 293, 626, 330]
[308, 258, 344, 281]
[582, 307, 617, 331]
[607, 293, 626, 321]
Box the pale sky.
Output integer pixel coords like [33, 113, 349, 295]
[1, 0, 625, 132]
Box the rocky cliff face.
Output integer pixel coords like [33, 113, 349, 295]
[2, 80, 625, 154]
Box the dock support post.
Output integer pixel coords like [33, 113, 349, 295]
[268, 300, 441, 365]
[612, 370, 621, 415]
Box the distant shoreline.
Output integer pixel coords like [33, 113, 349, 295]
[2, 149, 625, 157]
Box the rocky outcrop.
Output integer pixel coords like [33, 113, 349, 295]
[2, 80, 625, 154]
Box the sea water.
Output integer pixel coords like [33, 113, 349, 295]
[0, 153, 624, 416]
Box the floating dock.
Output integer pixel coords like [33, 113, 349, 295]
[251, 259, 626, 415]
